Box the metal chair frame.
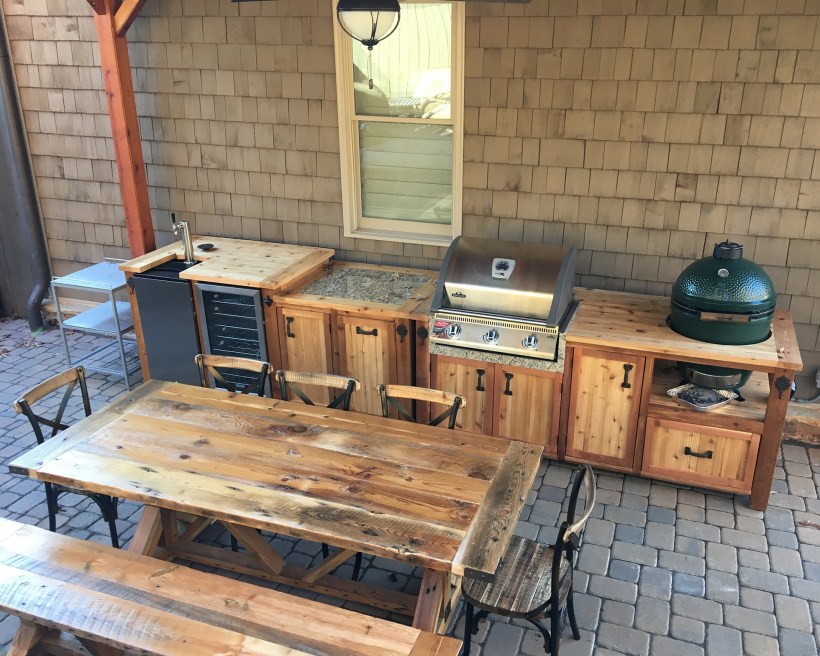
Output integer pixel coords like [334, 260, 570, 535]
[13, 366, 120, 548]
[195, 354, 270, 396]
[463, 465, 596, 656]
[376, 384, 466, 429]
[276, 370, 359, 411]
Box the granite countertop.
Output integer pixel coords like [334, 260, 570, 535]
[301, 266, 433, 306]
[430, 334, 568, 373]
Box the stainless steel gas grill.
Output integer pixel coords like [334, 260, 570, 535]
[430, 237, 577, 360]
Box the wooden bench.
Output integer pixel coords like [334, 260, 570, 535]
[0, 518, 461, 656]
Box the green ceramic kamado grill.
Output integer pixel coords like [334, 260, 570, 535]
[670, 241, 777, 390]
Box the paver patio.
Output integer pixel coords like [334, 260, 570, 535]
[0, 316, 818, 655]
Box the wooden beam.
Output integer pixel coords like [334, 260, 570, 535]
[93, 0, 155, 257]
[114, 0, 147, 36]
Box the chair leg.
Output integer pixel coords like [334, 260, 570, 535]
[566, 590, 580, 640]
[230, 534, 239, 552]
[526, 619, 552, 655]
[352, 551, 362, 581]
[462, 601, 474, 656]
[44, 483, 58, 533]
[89, 495, 120, 549]
[322, 543, 329, 558]
[550, 603, 561, 656]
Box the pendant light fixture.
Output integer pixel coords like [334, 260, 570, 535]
[336, 0, 401, 50]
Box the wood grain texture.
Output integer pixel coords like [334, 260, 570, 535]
[642, 418, 759, 493]
[453, 441, 543, 579]
[380, 384, 466, 408]
[93, 0, 154, 257]
[337, 315, 399, 415]
[750, 368, 795, 510]
[493, 366, 561, 453]
[569, 289, 802, 374]
[0, 519, 461, 656]
[566, 349, 644, 470]
[277, 307, 335, 405]
[8, 381, 534, 579]
[113, 0, 146, 35]
[119, 237, 333, 291]
[432, 356, 494, 435]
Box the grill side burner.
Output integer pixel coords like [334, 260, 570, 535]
[430, 237, 577, 360]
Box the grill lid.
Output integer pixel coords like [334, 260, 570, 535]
[672, 240, 776, 314]
[432, 237, 576, 324]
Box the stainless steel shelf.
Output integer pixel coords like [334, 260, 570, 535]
[62, 301, 133, 336]
[51, 260, 138, 390]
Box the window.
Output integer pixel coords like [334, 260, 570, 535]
[333, 1, 464, 245]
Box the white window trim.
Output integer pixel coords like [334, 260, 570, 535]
[333, 0, 464, 247]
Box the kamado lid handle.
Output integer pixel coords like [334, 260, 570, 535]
[713, 240, 743, 260]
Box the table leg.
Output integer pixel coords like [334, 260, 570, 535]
[7, 620, 46, 655]
[412, 569, 448, 632]
[127, 506, 163, 555]
[222, 522, 285, 575]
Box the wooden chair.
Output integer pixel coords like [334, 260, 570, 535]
[276, 370, 360, 411]
[195, 354, 270, 396]
[377, 384, 466, 429]
[461, 464, 597, 656]
[13, 366, 120, 548]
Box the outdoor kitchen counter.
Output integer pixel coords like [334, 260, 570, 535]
[568, 288, 803, 374]
[274, 261, 437, 321]
[119, 236, 334, 291]
[562, 287, 802, 511]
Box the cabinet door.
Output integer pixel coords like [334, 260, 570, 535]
[336, 315, 398, 416]
[277, 306, 334, 404]
[494, 366, 561, 454]
[431, 356, 494, 435]
[566, 348, 644, 470]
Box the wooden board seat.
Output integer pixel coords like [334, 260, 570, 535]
[0, 517, 461, 656]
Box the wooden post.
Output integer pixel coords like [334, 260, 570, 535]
[749, 369, 793, 510]
[90, 0, 155, 256]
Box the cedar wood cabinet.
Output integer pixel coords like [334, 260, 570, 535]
[431, 355, 562, 455]
[564, 348, 644, 471]
[271, 301, 413, 414]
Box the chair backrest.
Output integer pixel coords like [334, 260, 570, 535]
[195, 354, 270, 396]
[13, 367, 92, 444]
[377, 384, 466, 429]
[276, 370, 360, 411]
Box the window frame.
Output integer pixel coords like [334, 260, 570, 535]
[333, 0, 464, 246]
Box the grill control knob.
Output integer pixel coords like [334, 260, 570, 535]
[483, 328, 500, 344]
[523, 334, 539, 350]
[444, 324, 462, 340]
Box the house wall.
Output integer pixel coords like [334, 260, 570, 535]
[2, 0, 818, 386]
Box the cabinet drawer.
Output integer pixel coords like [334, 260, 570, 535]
[642, 418, 760, 493]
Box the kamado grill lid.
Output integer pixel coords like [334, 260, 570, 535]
[672, 241, 777, 314]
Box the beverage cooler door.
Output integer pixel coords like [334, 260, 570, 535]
[194, 283, 269, 395]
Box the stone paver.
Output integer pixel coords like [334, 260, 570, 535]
[0, 318, 819, 655]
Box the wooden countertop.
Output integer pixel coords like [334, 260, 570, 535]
[119, 236, 334, 291]
[569, 288, 803, 373]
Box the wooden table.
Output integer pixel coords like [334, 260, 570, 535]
[9, 381, 542, 633]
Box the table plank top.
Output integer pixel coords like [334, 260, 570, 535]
[9, 381, 542, 578]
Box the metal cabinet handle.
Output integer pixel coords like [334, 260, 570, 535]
[504, 372, 514, 396]
[396, 323, 408, 343]
[684, 446, 713, 460]
[621, 364, 633, 389]
[285, 316, 295, 338]
[356, 326, 378, 336]
[476, 368, 485, 392]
